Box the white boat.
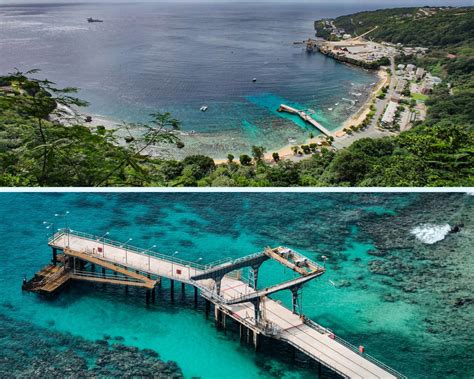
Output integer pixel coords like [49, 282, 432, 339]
[328, 107, 333, 111]
[200, 105, 208, 112]
[252, 78, 257, 82]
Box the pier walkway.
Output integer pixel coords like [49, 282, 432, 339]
[278, 104, 332, 136]
[25, 229, 405, 379]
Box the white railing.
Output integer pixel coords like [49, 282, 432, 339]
[304, 319, 406, 379]
[71, 269, 145, 284]
[49, 229, 231, 271]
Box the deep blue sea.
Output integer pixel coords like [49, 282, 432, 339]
[0, 192, 472, 378]
[0, 2, 384, 158]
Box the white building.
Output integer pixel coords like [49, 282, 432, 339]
[381, 101, 399, 125]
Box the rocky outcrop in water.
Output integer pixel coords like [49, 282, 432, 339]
[0, 313, 184, 378]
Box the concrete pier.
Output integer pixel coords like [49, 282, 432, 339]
[24, 229, 405, 379]
[278, 104, 332, 136]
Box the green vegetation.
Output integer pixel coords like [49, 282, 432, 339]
[316, 7, 474, 47]
[412, 93, 429, 101]
[0, 70, 181, 186]
[1, 7, 473, 187]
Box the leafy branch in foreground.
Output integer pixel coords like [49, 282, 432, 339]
[2, 69, 89, 184]
[94, 112, 182, 186]
[0, 70, 182, 186]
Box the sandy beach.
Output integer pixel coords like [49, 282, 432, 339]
[339, 68, 389, 133]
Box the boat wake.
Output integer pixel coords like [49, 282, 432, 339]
[410, 223, 451, 244]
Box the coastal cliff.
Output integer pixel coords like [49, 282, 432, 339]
[317, 46, 390, 69]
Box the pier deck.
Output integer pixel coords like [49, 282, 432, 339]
[278, 104, 332, 136]
[27, 229, 404, 379]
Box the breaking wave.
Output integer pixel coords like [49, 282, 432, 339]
[410, 223, 451, 244]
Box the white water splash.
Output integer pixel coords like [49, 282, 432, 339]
[410, 224, 451, 244]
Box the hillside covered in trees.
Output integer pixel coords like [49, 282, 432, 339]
[315, 7, 474, 47]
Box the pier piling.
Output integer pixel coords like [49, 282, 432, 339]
[253, 332, 260, 351]
[205, 299, 210, 318]
[52, 248, 57, 265]
[170, 279, 175, 302]
[214, 307, 221, 328]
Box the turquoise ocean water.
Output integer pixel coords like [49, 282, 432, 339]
[0, 193, 472, 378]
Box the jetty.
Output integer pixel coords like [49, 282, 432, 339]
[278, 104, 332, 136]
[24, 229, 405, 379]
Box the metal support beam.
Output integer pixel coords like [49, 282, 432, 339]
[191, 252, 269, 281]
[170, 279, 175, 302]
[253, 298, 261, 323]
[251, 263, 262, 289]
[194, 286, 198, 307]
[181, 282, 185, 295]
[291, 286, 301, 315]
[226, 272, 323, 306]
[215, 276, 222, 295]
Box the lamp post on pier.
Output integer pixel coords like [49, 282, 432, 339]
[143, 245, 156, 271]
[54, 211, 70, 247]
[120, 238, 133, 265]
[171, 251, 179, 277]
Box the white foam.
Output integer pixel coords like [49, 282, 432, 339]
[410, 223, 451, 244]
